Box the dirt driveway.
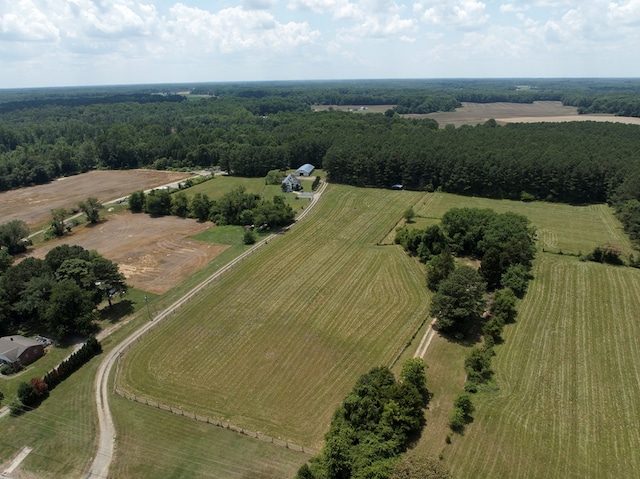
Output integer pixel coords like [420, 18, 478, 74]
[0, 170, 192, 228]
[29, 212, 227, 294]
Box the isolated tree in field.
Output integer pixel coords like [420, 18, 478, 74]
[50, 208, 68, 236]
[0, 220, 30, 255]
[403, 207, 416, 223]
[426, 246, 455, 291]
[430, 265, 486, 334]
[243, 230, 256, 245]
[128, 190, 145, 213]
[78, 197, 103, 224]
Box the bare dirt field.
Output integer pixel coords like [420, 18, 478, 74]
[29, 212, 227, 294]
[0, 170, 193, 228]
[313, 101, 640, 128]
[409, 101, 640, 127]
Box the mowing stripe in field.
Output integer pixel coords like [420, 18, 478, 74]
[445, 255, 640, 479]
[117, 185, 430, 448]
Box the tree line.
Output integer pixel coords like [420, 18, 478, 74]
[127, 185, 296, 229]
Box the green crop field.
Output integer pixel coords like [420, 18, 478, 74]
[412, 192, 633, 256]
[116, 185, 430, 449]
[443, 255, 640, 478]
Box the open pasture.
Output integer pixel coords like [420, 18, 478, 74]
[109, 395, 309, 479]
[0, 169, 191, 228]
[117, 185, 430, 448]
[413, 192, 632, 256]
[29, 212, 226, 294]
[444, 255, 640, 478]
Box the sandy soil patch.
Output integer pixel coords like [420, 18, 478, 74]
[410, 101, 640, 127]
[497, 114, 640, 126]
[0, 169, 193, 228]
[29, 212, 227, 294]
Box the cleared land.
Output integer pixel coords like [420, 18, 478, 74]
[313, 101, 640, 128]
[0, 169, 192, 228]
[116, 185, 431, 449]
[29, 212, 226, 294]
[445, 255, 640, 478]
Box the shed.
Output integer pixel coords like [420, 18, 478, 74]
[282, 174, 302, 193]
[0, 335, 45, 370]
[296, 164, 315, 176]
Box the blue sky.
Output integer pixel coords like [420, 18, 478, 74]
[0, 0, 639, 88]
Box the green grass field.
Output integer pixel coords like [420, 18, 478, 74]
[444, 255, 640, 478]
[117, 185, 430, 449]
[109, 395, 309, 478]
[412, 192, 633, 256]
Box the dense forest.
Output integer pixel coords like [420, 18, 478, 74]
[2, 79, 640, 242]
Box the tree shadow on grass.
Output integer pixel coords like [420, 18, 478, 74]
[99, 299, 135, 323]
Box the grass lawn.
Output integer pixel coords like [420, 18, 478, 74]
[443, 254, 640, 478]
[0, 348, 99, 478]
[117, 184, 430, 449]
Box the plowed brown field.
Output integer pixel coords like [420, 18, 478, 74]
[30, 212, 226, 294]
[0, 169, 192, 227]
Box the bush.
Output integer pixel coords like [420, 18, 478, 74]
[448, 407, 466, 433]
[243, 230, 256, 245]
[17, 381, 39, 408]
[9, 399, 24, 416]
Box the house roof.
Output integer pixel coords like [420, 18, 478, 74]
[296, 164, 315, 174]
[282, 173, 301, 184]
[0, 335, 42, 364]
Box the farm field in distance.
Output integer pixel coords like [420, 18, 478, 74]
[116, 184, 431, 449]
[444, 255, 640, 478]
[0, 169, 192, 228]
[314, 101, 640, 127]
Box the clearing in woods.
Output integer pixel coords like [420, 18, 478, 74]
[0, 169, 192, 228]
[444, 255, 640, 478]
[115, 185, 431, 449]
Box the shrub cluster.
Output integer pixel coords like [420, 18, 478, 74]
[298, 359, 429, 479]
[44, 337, 102, 391]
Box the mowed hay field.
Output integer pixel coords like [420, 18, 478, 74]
[117, 185, 430, 449]
[109, 395, 309, 478]
[413, 192, 633, 256]
[445, 255, 640, 478]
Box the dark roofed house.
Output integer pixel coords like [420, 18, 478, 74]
[296, 164, 315, 176]
[282, 173, 302, 193]
[0, 335, 45, 370]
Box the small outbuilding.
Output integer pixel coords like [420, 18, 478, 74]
[0, 335, 45, 370]
[296, 164, 315, 176]
[282, 173, 303, 193]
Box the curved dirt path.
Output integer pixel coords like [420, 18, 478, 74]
[86, 181, 327, 478]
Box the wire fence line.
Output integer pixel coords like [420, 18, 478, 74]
[108, 182, 327, 459]
[113, 342, 316, 456]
